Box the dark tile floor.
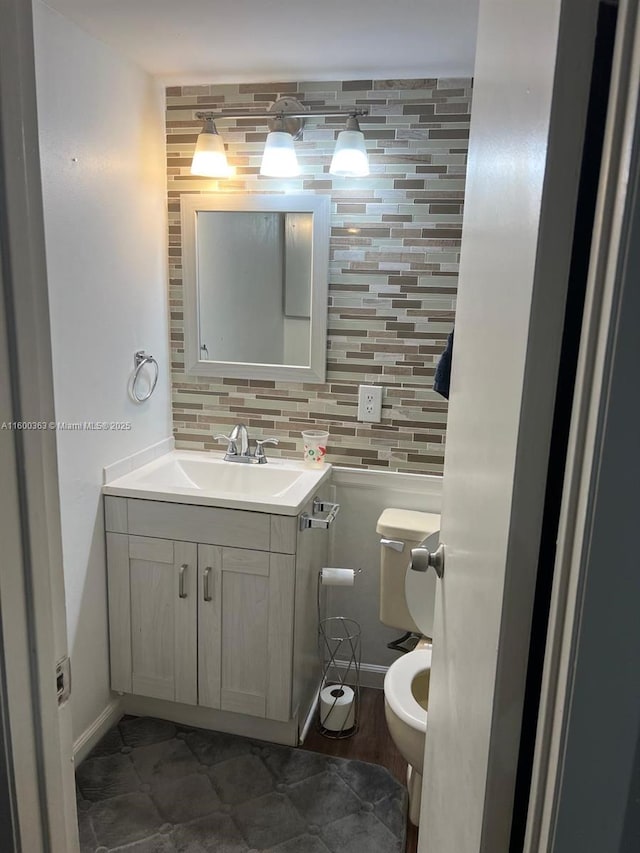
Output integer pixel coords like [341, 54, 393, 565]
[75, 698, 409, 853]
[305, 688, 418, 853]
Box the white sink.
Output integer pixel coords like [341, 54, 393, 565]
[103, 450, 331, 515]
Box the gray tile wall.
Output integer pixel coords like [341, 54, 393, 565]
[167, 78, 471, 473]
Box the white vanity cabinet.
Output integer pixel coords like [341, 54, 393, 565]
[107, 535, 198, 704]
[196, 545, 295, 720]
[104, 492, 328, 739]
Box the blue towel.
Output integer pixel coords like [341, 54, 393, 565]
[434, 331, 454, 400]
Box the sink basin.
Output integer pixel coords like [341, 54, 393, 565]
[103, 450, 331, 515]
[118, 455, 305, 497]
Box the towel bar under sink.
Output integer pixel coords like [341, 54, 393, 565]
[299, 498, 340, 531]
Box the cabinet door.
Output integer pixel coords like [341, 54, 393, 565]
[128, 535, 197, 703]
[198, 545, 295, 721]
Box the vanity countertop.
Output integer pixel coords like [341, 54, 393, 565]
[102, 449, 331, 515]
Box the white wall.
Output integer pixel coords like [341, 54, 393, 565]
[33, 1, 171, 743]
[327, 468, 442, 682]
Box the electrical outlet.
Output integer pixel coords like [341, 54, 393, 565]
[357, 385, 383, 422]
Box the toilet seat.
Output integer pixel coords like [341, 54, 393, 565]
[383, 648, 431, 733]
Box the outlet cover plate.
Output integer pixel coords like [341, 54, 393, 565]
[358, 384, 383, 422]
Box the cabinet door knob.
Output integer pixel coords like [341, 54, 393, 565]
[178, 564, 188, 598]
[203, 566, 213, 602]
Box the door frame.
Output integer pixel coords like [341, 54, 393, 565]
[419, 0, 604, 849]
[2, 0, 637, 852]
[525, 0, 640, 848]
[0, 0, 78, 849]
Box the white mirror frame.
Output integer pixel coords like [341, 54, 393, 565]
[181, 193, 331, 382]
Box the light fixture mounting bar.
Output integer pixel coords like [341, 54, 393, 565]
[196, 102, 369, 143]
[194, 109, 369, 121]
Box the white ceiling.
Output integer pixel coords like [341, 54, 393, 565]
[42, 0, 479, 83]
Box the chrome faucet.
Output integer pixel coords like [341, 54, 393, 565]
[214, 423, 279, 463]
[230, 423, 249, 456]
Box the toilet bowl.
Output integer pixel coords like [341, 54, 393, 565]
[384, 647, 431, 826]
[377, 508, 440, 827]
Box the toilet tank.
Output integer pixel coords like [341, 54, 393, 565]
[376, 508, 441, 634]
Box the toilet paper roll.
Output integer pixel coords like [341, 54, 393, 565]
[320, 567, 355, 587]
[320, 684, 356, 732]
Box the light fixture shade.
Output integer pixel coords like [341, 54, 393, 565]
[260, 131, 300, 177]
[330, 125, 370, 178]
[191, 121, 231, 177]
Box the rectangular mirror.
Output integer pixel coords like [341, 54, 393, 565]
[181, 193, 330, 381]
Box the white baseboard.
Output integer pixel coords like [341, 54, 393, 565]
[72, 673, 384, 765]
[298, 684, 322, 745]
[73, 698, 123, 766]
[332, 660, 388, 690]
[299, 664, 385, 744]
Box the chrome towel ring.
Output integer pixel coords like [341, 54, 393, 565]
[131, 350, 159, 403]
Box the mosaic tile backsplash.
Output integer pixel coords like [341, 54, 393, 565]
[167, 78, 472, 474]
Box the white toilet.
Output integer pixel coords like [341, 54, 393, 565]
[377, 508, 440, 826]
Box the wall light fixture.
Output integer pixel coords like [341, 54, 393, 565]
[190, 118, 231, 178]
[260, 114, 300, 177]
[330, 115, 370, 177]
[191, 98, 370, 180]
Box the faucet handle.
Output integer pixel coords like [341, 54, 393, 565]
[215, 433, 237, 454]
[254, 437, 279, 463]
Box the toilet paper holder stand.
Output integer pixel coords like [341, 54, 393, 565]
[317, 615, 361, 739]
[316, 568, 361, 739]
